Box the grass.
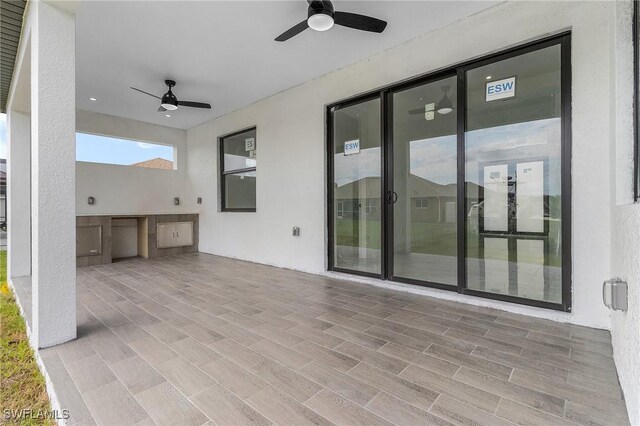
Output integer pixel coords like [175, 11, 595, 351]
[0, 251, 55, 425]
[336, 218, 562, 266]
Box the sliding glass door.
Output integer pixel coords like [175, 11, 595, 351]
[464, 43, 565, 304]
[330, 96, 382, 275]
[328, 34, 570, 310]
[390, 75, 458, 286]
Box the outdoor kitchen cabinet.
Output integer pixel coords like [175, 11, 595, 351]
[76, 214, 199, 266]
[157, 221, 194, 248]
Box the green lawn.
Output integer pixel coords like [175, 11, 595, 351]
[0, 251, 54, 425]
[335, 219, 561, 267]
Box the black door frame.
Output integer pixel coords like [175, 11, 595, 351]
[326, 32, 572, 312]
[327, 92, 386, 280]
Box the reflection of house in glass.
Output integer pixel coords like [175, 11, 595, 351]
[335, 174, 459, 224]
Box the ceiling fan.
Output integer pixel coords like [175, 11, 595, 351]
[409, 85, 454, 119]
[275, 0, 387, 42]
[130, 80, 211, 112]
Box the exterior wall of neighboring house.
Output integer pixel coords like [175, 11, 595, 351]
[76, 110, 191, 215]
[410, 196, 456, 224]
[187, 0, 620, 329]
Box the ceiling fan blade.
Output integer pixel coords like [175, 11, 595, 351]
[409, 108, 424, 115]
[177, 100, 212, 109]
[130, 87, 161, 99]
[275, 20, 309, 42]
[157, 106, 167, 112]
[333, 11, 387, 33]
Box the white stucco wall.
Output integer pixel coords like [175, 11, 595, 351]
[610, 1, 640, 424]
[186, 1, 619, 328]
[76, 110, 192, 215]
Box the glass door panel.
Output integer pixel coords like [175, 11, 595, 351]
[465, 44, 563, 303]
[391, 76, 458, 286]
[332, 97, 382, 274]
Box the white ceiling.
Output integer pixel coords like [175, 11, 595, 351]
[76, 1, 497, 130]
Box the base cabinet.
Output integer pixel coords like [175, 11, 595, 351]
[157, 221, 194, 248]
[77, 214, 198, 267]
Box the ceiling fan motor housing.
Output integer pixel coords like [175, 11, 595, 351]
[161, 80, 178, 110]
[308, 0, 334, 17]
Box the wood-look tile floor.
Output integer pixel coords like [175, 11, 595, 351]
[39, 253, 629, 426]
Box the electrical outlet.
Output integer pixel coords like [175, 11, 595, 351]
[292, 226, 300, 237]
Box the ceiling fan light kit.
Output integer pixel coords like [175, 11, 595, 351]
[437, 104, 453, 115]
[436, 85, 453, 115]
[308, 12, 334, 31]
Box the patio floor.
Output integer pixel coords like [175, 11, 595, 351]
[19, 253, 629, 425]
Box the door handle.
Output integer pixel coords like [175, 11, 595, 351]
[387, 191, 398, 205]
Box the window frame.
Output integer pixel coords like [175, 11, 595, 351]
[327, 33, 571, 312]
[219, 127, 257, 212]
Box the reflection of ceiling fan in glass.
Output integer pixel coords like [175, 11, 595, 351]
[409, 85, 454, 120]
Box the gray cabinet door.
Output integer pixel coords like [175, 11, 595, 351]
[157, 221, 193, 248]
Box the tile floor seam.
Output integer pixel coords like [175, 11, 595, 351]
[394, 362, 411, 377]
[295, 360, 377, 407]
[191, 380, 276, 425]
[499, 395, 571, 424]
[424, 343, 513, 377]
[96, 268, 213, 322]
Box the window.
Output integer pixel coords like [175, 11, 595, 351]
[414, 198, 429, 209]
[220, 128, 257, 211]
[337, 202, 344, 218]
[366, 199, 378, 214]
[76, 133, 175, 169]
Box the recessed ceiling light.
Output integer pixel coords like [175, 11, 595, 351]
[89, 97, 97, 101]
[485, 76, 492, 80]
[165, 114, 171, 118]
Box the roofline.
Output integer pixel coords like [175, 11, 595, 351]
[1, 0, 28, 114]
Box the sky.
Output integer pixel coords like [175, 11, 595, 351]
[0, 114, 173, 166]
[334, 117, 562, 195]
[76, 132, 173, 166]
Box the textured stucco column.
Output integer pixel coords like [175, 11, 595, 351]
[7, 110, 31, 279]
[30, 0, 76, 348]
